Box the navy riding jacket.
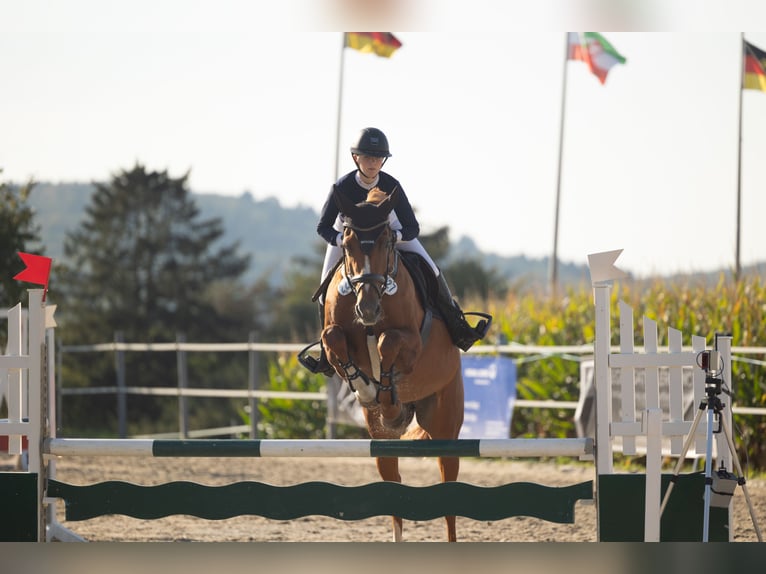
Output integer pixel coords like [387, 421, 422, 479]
[317, 170, 420, 246]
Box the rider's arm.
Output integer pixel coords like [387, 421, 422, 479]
[317, 185, 342, 245]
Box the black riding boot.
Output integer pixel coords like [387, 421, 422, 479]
[435, 273, 491, 352]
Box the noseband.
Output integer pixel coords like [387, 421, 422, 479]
[340, 220, 399, 299]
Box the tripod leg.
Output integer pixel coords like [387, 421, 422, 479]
[660, 401, 707, 515]
[718, 415, 763, 542]
[703, 406, 715, 541]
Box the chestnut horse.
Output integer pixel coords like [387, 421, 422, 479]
[321, 186, 464, 542]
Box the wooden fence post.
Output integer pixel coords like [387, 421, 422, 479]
[114, 331, 126, 438]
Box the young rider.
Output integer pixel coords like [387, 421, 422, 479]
[305, 127, 490, 375]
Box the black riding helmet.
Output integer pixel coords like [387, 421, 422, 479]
[350, 127, 392, 158]
[351, 127, 391, 178]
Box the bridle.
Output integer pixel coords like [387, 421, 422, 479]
[340, 219, 399, 300]
[336, 219, 405, 408]
[333, 217, 433, 411]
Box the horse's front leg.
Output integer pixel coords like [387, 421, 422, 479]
[375, 329, 422, 426]
[321, 324, 377, 406]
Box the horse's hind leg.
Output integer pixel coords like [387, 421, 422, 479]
[408, 374, 464, 542]
[438, 456, 459, 542]
[375, 456, 404, 542]
[366, 407, 405, 542]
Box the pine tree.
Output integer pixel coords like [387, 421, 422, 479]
[59, 164, 250, 342]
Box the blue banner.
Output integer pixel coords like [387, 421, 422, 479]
[459, 355, 517, 439]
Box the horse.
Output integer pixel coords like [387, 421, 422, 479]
[320, 186, 464, 542]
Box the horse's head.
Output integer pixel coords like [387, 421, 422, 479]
[334, 187, 400, 326]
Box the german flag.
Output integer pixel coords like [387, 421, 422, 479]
[743, 40, 766, 92]
[345, 33, 402, 58]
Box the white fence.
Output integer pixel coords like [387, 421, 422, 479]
[49, 338, 766, 441]
[54, 338, 589, 439]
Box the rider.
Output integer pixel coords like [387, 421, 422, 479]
[303, 127, 490, 376]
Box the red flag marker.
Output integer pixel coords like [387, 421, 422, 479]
[13, 252, 53, 301]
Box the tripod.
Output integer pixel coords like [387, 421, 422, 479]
[660, 349, 762, 542]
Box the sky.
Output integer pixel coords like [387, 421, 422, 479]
[4, 2, 766, 279]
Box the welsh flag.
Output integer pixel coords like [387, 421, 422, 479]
[568, 32, 626, 84]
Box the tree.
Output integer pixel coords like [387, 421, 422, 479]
[0, 175, 42, 309]
[419, 225, 451, 263]
[56, 164, 253, 434]
[445, 258, 508, 300]
[265, 241, 327, 343]
[59, 164, 251, 342]
[420, 225, 508, 300]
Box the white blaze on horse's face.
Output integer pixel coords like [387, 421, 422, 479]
[356, 253, 381, 326]
[363, 255, 371, 290]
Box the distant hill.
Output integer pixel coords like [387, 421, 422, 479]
[25, 181, 592, 288]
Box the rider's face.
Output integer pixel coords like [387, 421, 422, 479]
[355, 154, 385, 179]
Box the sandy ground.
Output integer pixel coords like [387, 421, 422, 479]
[6, 453, 761, 543]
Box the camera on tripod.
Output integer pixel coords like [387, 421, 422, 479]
[698, 333, 726, 397]
[662, 332, 762, 540]
[696, 334, 736, 508]
[699, 348, 722, 396]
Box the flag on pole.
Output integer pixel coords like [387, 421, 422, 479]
[345, 32, 402, 58]
[567, 32, 626, 84]
[13, 252, 53, 301]
[744, 40, 766, 92]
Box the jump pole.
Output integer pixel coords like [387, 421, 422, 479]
[45, 437, 593, 458]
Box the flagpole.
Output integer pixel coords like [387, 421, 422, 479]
[735, 33, 745, 281]
[550, 33, 570, 296]
[334, 34, 347, 181]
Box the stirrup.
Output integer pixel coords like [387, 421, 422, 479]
[465, 311, 493, 339]
[297, 341, 335, 376]
[454, 312, 493, 352]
